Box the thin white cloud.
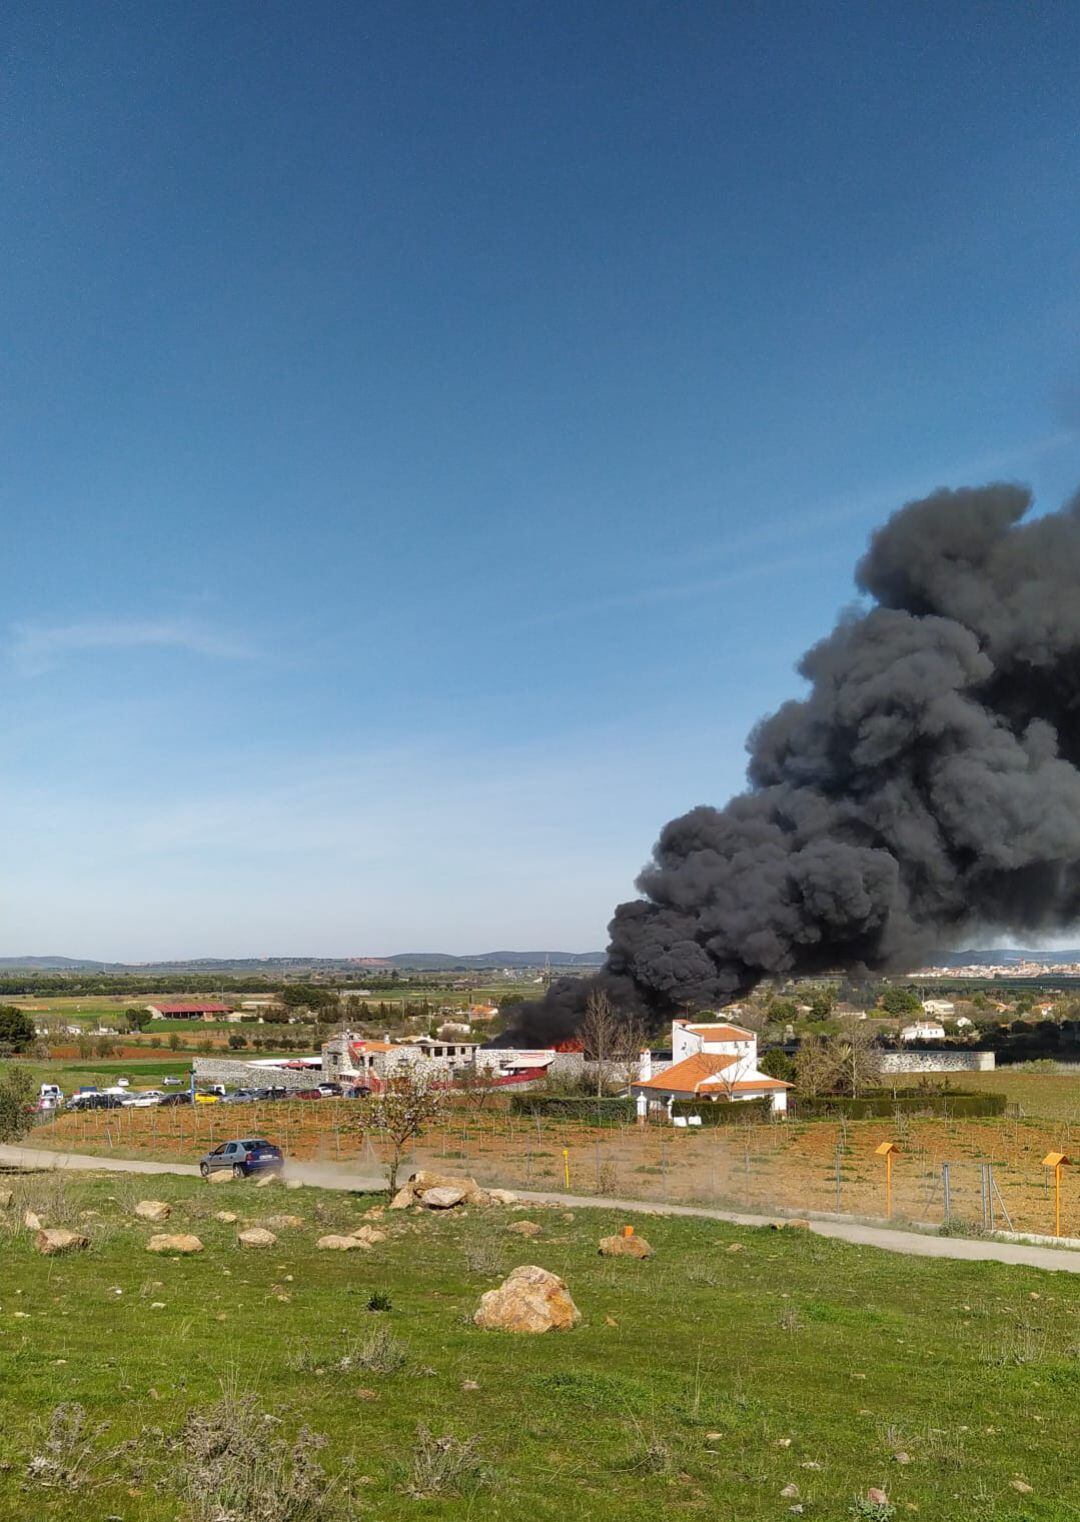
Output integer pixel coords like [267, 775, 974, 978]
[8, 617, 254, 676]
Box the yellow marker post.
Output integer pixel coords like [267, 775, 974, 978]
[875, 1141, 900, 1220]
[563, 1148, 570, 1189]
[1042, 1152, 1071, 1238]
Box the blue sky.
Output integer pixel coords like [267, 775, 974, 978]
[3, 2, 1080, 958]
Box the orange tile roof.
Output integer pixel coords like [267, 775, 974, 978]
[699, 1075, 793, 1092]
[686, 1023, 754, 1041]
[635, 1052, 738, 1094]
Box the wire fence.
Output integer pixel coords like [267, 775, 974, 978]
[32, 1097, 1080, 1239]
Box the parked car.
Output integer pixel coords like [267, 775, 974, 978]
[294, 1088, 324, 1100]
[67, 1092, 124, 1111]
[128, 1089, 166, 1108]
[219, 1088, 260, 1104]
[198, 1138, 284, 1179]
[158, 1091, 192, 1107]
[194, 1092, 220, 1105]
[255, 1086, 289, 1101]
[343, 1084, 372, 1099]
[317, 1082, 342, 1096]
[162, 1076, 184, 1086]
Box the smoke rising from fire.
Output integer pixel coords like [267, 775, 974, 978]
[509, 482, 1080, 1043]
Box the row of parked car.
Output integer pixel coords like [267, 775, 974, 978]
[48, 1080, 371, 1112]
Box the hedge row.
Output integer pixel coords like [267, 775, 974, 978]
[792, 1092, 1006, 1119]
[670, 1097, 773, 1126]
[508, 1095, 636, 1125]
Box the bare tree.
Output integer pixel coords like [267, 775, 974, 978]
[456, 1063, 499, 1118]
[611, 1011, 651, 1089]
[829, 1022, 882, 1098]
[794, 1034, 837, 1099]
[579, 989, 621, 1097]
[369, 1065, 446, 1195]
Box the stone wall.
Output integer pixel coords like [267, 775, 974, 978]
[191, 1057, 316, 1090]
[880, 1049, 996, 1074]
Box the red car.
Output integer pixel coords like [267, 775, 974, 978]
[294, 1087, 323, 1100]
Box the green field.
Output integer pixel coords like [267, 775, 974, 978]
[1, 1169, 1077, 1520]
[944, 1068, 1080, 1122]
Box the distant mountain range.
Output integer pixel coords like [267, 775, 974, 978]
[929, 948, 1080, 967]
[0, 950, 606, 974]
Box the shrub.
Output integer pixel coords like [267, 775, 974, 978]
[403, 1425, 490, 1498]
[792, 1092, 1005, 1119]
[175, 1390, 334, 1522]
[670, 1098, 773, 1126]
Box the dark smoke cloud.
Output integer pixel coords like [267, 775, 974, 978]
[507, 483, 1080, 1043]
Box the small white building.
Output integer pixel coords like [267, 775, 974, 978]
[921, 999, 955, 1017]
[631, 1018, 791, 1117]
[900, 1020, 946, 1042]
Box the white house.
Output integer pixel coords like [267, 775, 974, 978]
[631, 1018, 791, 1117]
[921, 999, 955, 1017]
[900, 1020, 946, 1042]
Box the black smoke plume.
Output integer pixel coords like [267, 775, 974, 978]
[507, 483, 1080, 1044]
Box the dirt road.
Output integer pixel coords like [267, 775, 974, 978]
[4, 1142, 1079, 1274]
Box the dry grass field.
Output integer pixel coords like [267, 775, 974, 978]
[33, 1088, 1080, 1239]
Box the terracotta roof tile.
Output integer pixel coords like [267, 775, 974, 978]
[635, 1052, 738, 1093]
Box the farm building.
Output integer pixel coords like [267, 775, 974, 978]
[147, 1002, 232, 1021]
[632, 1019, 791, 1117]
[900, 1020, 946, 1042]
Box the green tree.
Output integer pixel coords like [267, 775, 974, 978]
[808, 986, 837, 1022]
[0, 1006, 36, 1054]
[168, 1032, 181, 1051]
[227, 1032, 248, 1050]
[0, 1065, 35, 1143]
[878, 986, 922, 1017]
[759, 1046, 796, 1083]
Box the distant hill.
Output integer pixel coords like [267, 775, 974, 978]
[0, 951, 605, 975]
[383, 951, 604, 970]
[930, 948, 1080, 967]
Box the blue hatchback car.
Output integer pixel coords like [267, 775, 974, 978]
[199, 1137, 284, 1179]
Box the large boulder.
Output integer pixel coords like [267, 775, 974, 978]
[351, 1225, 387, 1245]
[487, 1188, 518, 1205]
[208, 1171, 234, 1186]
[34, 1228, 89, 1256]
[507, 1220, 542, 1238]
[316, 1234, 367, 1251]
[474, 1265, 581, 1334]
[421, 1186, 467, 1210]
[214, 1211, 239, 1224]
[146, 1233, 204, 1254]
[134, 1200, 172, 1223]
[237, 1227, 278, 1249]
[255, 1173, 278, 1189]
[599, 1229, 654, 1259]
[394, 1171, 489, 1209]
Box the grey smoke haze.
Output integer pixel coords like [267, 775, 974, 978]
[510, 482, 1080, 1043]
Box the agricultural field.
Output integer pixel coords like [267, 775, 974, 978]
[28, 1095, 1080, 1240]
[1, 1168, 1078, 1521]
[942, 1067, 1080, 1123]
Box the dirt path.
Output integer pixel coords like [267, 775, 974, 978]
[5, 1143, 1080, 1274]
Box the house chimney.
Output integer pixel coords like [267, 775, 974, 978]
[637, 1049, 652, 1083]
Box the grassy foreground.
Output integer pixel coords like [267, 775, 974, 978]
[1, 1171, 1078, 1521]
